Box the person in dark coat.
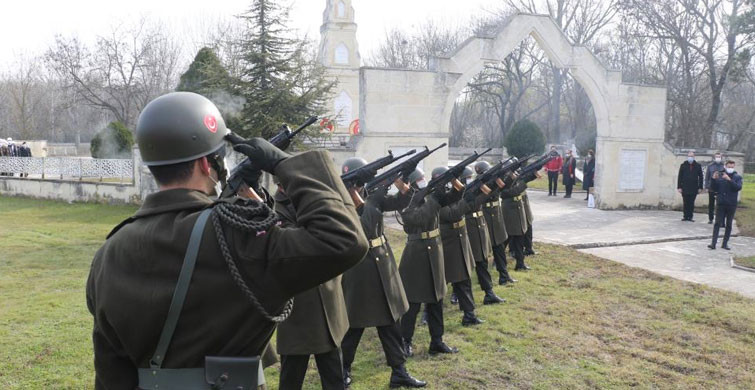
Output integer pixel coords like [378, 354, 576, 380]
[582, 149, 595, 200]
[339, 159, 426, 389]
[475, 161, 516, 290]
[677, 151, 704, 221]
[435, 167, 485, 326]
[561, 150, 576, 198]
[274, 189, 350, 390]
[708, 160, 743, 250]
[704, 152, 725, 224]
[399, 168, 459, 357]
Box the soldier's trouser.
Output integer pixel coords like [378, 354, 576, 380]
[524, 222, 533, 253]
[547, 171, 558, 194]
[505, 236, 526, 269]
[280, 348, 344, 390]
[473, 260, 494, 292]
[565, 183, 574, 197]
[491, 244, 511, 281]
[712, 204, 736, 246]
[452, 279, 475, 313]
[708, 191, 717, 222]
[341, 322, 406, 370]
[401, 300, 443, 345]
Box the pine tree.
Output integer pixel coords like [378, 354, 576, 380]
[237, 0, 334, 139]
[176, 48, 243, 132]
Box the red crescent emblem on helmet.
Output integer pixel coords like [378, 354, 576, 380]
[204, 115, 218, 133]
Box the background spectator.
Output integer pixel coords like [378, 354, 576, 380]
[562, 150, 576, 198]
[677, 151, 703, 222]
[582, 149, 595, 200]
[544, 146, 562, 196]
[708, 160, 742, 250]
[704, 152, 724, 224]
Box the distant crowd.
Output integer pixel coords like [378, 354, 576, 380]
[542, 145, 595, 201]
[0, 138, 33, 177]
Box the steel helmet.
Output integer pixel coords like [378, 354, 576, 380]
[474, 161, 491, 174]
[462, 166, 474, 179]
[342, 157, 367, 174]
[408, 167, 425, 184]
[431, 166, 448, 179]
[136, 92, 228, 166]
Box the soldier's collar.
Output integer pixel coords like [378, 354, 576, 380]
[134, 188, 213, 218]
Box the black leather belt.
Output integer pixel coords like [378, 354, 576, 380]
[407, 228, 440, 241]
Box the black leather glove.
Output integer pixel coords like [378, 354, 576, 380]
[431, 190, 451, 207]
[446, 188, 463, 204]
[230, 138, 291, 174]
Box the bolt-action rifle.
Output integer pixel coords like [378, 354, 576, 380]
[222, 116, 319, 200]
[341, 149, 417, 207]
[365, 143, 447, 194]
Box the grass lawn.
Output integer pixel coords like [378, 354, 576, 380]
[735, 173, 755, 237]
[733, 256, 755, 270]
[2, 196, 755, 389]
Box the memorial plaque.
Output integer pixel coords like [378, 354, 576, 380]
[618, 149, 646, 191]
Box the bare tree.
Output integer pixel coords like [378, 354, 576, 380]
[46, 20, 182, 129]
[502, 0, 617, 142]
[368, 21, 469, 70]
[621, 0, 754, 147]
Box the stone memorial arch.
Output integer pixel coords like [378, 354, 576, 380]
[355, 13, 678, 209]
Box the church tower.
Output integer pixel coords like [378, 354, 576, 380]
[318, 0, 360, 134]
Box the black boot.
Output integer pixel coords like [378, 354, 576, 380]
[450, 292, 458, 305]
[343, 366, 352, 387]
[428, 340, 459, 355]
[483, 290, 505, 304]
[498, 276, 508, 286]
[389, 364, 427, 388]
[462, 311, 484, 326]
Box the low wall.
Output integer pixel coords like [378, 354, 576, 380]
[0, 177, 140, 204]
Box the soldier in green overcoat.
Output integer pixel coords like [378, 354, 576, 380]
[339, 158, 426, 389]
[86, 92, 368, 389]
[399, 168, 459, 357]
[274, 189, 351, 390]
[475, 161, 517, 287]
[501, 175, 532, 271]
[434, 167, 485, 326]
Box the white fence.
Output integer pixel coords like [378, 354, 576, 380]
[0, 157, 133, 182]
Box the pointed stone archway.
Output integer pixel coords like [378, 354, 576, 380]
[357, 13, 676, 209]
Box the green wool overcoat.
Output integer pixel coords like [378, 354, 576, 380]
[342, 190, 411, 328]
[399, 195, 447, 303]
[439, 199, 476, 283]
[501, 180, 529, 236]
[86, 151, 368, 389]
[273, 191, 350, 356]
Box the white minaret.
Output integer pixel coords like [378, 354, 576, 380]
[318, 0, 361, 134]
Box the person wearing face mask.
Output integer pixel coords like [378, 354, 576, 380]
[399, 168, 460, 358]
[708, 160, 743, 250]
[339, 158, 426, 389]
[561, 150, 577, 198]
[582, 149, 595, 201]
[86, 92, 368, 390]
[677, 151, 704, 222]
[704, 152, 725, 224]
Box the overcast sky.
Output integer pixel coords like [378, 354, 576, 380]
[0, 0, 503, 69]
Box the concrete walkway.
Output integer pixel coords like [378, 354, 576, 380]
[528, 190, 755, 299]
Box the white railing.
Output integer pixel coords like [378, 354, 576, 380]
[0, 157, 134, 182]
